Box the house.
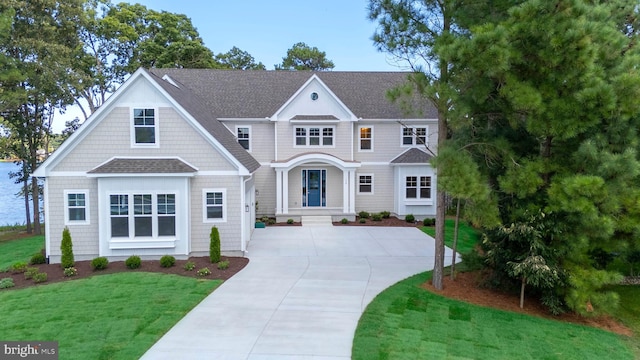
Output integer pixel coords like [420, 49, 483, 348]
[33, 68, 438, 263]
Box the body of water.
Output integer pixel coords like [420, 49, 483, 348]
[0, 161, 36, 226]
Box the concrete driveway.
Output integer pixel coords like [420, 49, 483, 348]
[142, 226, 455, 359]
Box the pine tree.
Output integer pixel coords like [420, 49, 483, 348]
[209, 226, 221, 263]
[60, 227, 74, 268]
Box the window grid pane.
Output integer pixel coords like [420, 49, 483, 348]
[402, 128, 414, 145]
[359, 175, 372, 193]
[206, 192, 224, 219]
[360, 127, 372, 150]
[237, 127, 250, 149]
[295, 128, 306, 145]
[416, 127, 427, 145]
[406, 176, 417, 198]
[133, 108, 155, 144]
[134, 194, 152, 215]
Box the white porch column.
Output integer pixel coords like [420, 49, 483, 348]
[349, 170, 356, 213]
[283, 169, 289, 214]
[343, 170, 349, 213]
[276, 169, 283, 215]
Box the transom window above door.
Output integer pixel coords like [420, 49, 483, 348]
[295, 126, 334, 147]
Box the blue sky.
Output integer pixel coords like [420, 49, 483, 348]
[131, 0, 402, 71]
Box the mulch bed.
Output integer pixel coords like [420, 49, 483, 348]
[333, 216, 422, 227]
[3, 256, 248, 291]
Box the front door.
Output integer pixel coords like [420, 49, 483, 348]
[302, 169, 326, 207]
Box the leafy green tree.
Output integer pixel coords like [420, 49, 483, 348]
[216, 46, 265, 70]
[210, 226, 221, 263]
[61, 227, 75, 268]
[276, 42, 334, 71]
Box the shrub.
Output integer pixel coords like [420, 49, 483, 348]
[341, 218, 349, 224]
[63, 267, 77, 277]
[268, 219, 276, 225]
[30, 252, 46, 265]
[160, 255, 176, 268]
[10, 261, 27, 274]
[217, 260, 230, 270]
[287, 218, 294, 224]
[460, 248, 485, 272]
[125, 255, 142, 269]
[210, 226, 221, 263]
[24, 267, 39, 280]
[0, 277, 15, 289]
[260, 216, 270, 223]
[358, 211, 370, 219]
[197, 267, 211, 276]
[32, 272, 48, 283]
[423, 218, 435, 226]
[359, 218, 367, 224]
[183, 261, 196, 271]
[372, 213, 382, 221]
[60, 227, 75, 269]
[405, 214, 415, 223]
[380, 211, 391, 219]
[91, 257, 109, 271]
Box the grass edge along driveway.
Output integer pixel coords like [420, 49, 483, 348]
[0, 272, 220, 360]
[352, 271, 634, 360]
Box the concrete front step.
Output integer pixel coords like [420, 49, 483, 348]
[301, 215, 333, 227]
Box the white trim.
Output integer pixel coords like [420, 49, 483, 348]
[203, 188, 227, 223]
[45, 171, 87, 177]
[130, 107, 160, 148]
[235, 125, 252, 152]
[197, 170, 241, 176]
[218, 117, 271, 122]
[358, 125, 374, 152]
[360, 162, 390, 166]
[88, 173, 195, 178]
[293, 125, 336, 148]
[271, 153, 361, 170]
[161, 74, 179, 88]
[44, 180, 51, 257]
[64, 190, 90, 225]
[357, 174, 374, 195]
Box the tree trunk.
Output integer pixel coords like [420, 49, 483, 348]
[32, 176, 41, 235]
[520, 277, 526, 309]
[433, 189, 446, 290]
[23, 175, 32, 234]
[450, 198, 461, 280]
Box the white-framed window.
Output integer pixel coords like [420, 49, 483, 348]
[236, 126, 251, 151]
[294, 126, 335, 147]
[358, 174, 374, 194]
[405, 176, 431, 199]
[359, 126, 373, 151]
[64, 190, 89, 225]
[401, 126, 428, 146]
[203, 189, 226, 222]
[131, 108, 158, 147]
[109, 193, 176, 238]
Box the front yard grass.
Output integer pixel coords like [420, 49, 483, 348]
[353, 271, 634, 360]
[0, 235, 43, 270]
[421, 219, 479, 255]
[0, 272, 220, 359]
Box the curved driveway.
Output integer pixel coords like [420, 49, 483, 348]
[142, 226, 454, 359]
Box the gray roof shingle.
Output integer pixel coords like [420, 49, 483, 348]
[88, 158, 197, 174]
[391, 148, 433, 164]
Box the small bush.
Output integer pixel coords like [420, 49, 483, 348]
[24, 267, 39, 280]
[125, 255, 142, 269]
[380, 211, 391, 219]
[10, 261, 27, 274]
[210, 226, 221, 263]
[287, 218, 294, 224]
[32, 272, 48, 283]
[423, 218, 435, 226]
[0, 277, 15, 289]
[60, 227, 75, 268]
[63, 267, 77, 277]
[359, 218, 367, 224]
[91, 257, 109, 271]
[459, 248, 485, 272]
[341, 218, 349, 224]
[160, 255, 176, 268]
[267, 219, 276, 225]
[405, 214, 415, 223]
[217, 260, 230, 270]
[197, 267, 211, 276]
[358, 211, 370, 219]
[183, 261, 196, 271]
[30, 252, 46, 265]
[260, 216, 270, 223]
[372, 213, 382, 221]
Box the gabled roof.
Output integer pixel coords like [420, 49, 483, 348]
[391, 148, 433, 165]
[148, 69, 438, 119]
[87, 158, 197, 175]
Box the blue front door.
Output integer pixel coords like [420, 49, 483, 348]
[302, 169, 326, 207]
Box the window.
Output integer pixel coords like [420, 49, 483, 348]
[359, 127, 372, 151]
[406, 176, 431, 199]
[236, 126, 251, 151]
[65, 191, 89, 225]
[294, 126, 335, 147]
[204, 189, 226, 222]
[134, 194, 152, 237]
[358, 175, 373, 194]
[110, 193, 176, 238]
[157, 194, 176, 236]
[402, 126, 428, 146]
[110, 195, 129, 237]
[133, 108, 156, 145]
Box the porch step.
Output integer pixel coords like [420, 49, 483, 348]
[301, 216, 334, 227]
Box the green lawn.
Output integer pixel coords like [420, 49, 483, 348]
[0, 272, 220, 359]
[353, 271, 634, 360]
[0, 235, 44, 270]
[611, 285, 640, 357]
[421, 219, 480, 254]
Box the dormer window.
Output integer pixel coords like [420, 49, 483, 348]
[132, 108, 158, 146]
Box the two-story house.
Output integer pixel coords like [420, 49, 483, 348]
[33, 68, 438, 263]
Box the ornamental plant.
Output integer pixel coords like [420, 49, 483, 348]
[125, 255, 142, 269]
[91, 257, 109, 270]
[60, 227, 75, 268]
[210, 226, 221, 263]
[160, 255, 175, 268]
